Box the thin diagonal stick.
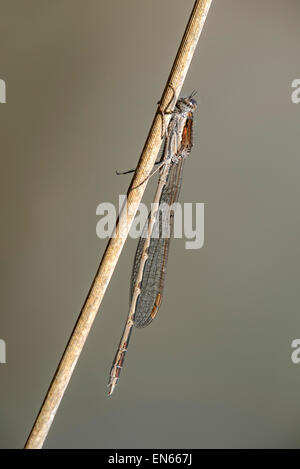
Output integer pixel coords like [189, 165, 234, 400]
[24, 0, 213, 450]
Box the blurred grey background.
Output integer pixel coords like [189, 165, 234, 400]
[0, 0, 300, 449]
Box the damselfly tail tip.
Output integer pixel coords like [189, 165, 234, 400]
[107, 379, 117, 396]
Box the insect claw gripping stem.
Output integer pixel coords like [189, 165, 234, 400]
[157, 84, 176, 138]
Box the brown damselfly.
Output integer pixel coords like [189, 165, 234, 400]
[108, 93, 197, 395]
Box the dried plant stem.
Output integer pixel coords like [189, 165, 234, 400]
[24, 0, 213, 450]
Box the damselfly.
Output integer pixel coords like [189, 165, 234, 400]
[108, 93, 197, 395]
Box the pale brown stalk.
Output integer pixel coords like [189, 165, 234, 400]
[24, 0, 213, 449]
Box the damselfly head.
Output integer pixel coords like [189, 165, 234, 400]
[176, 93, 197, 113]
